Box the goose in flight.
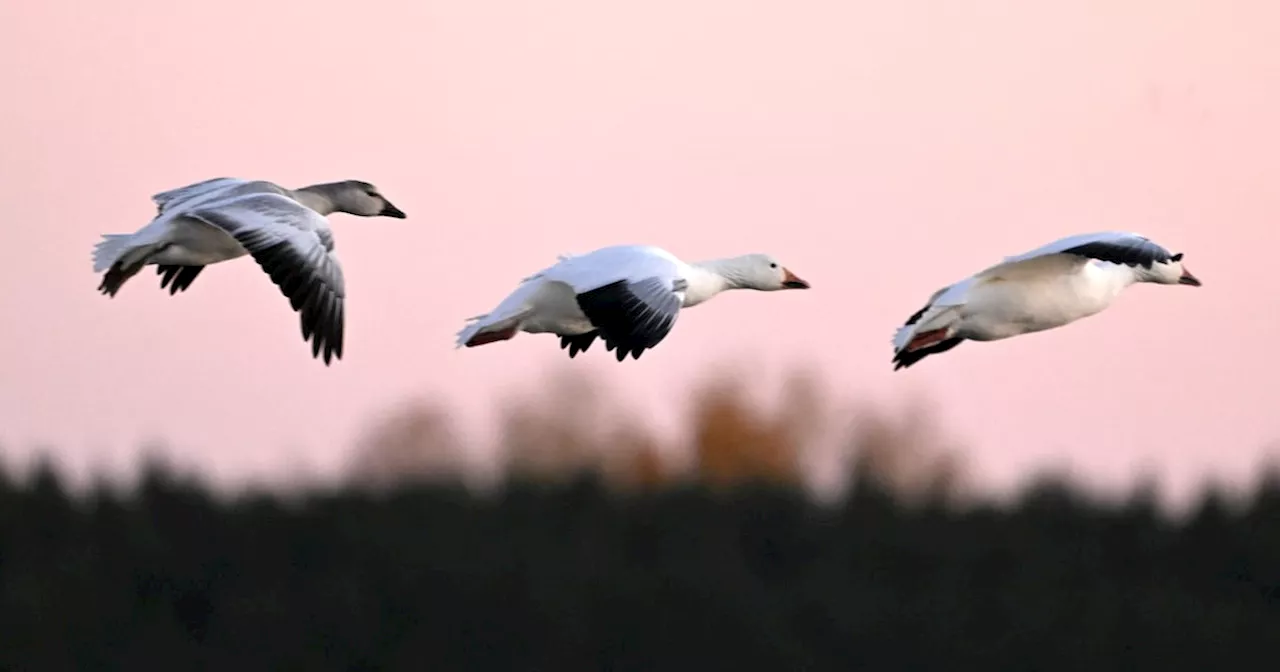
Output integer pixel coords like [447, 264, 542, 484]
[455, 245, 810, 361]
[892, 231, 1201, 370]
[91, 177, 406, 365]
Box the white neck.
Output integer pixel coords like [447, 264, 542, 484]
[683, 257, 747, 307]
[1087, 261, 1141, 301]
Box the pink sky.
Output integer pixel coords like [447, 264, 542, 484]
[1, 0, 1277, 503]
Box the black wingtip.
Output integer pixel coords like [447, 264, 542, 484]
[559, 332, 598, 359]
[243, 239, 345, 368]
[157, 265, 205, 295]
[1062, 240, 1174, 270]
[574, 279, 679, 363]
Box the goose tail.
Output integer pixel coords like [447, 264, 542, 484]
[454, 314, 488, 348]
[92, 234, 136, 273]
[891, 306, 965, 370]
[455, 313, 524, 349]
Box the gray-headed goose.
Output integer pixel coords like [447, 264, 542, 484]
[92, 177, 406, 365]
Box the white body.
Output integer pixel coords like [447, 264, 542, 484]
[892, 231, 1200, 366]
[457, 245, 708, 344]
[902, 257, 1135, 346]
[456, 244, 809, 358]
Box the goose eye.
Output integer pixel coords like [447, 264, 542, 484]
[769, 263, 778, 269]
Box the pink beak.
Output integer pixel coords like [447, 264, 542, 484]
[781, 267, 810, 289]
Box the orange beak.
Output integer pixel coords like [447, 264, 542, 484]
[781, 267, 810, 289]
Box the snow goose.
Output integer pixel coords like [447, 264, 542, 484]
[891, 231, 1201, 370]
[455, 245, 810, 361]
[91, 177, 406, 365]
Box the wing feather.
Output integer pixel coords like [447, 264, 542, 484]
[992, 231, 1175, 270]
[575, 276, 682, 361]
[186, 193, 347, 365]
[151, 177, 247, 214]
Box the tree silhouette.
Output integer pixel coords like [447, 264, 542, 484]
[7, 369, 1275, 669]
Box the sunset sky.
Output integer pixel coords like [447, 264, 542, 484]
[1, 0, 1276, 504]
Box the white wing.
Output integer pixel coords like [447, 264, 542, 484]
[151, 177, 248, 214]
[982, 231, 1177, 276]
[185, 192, 347, 365]
[542, 244, 683, 294]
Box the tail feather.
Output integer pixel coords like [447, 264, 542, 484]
[455, 308, 533, 349]
[454, 313, 488, 347]
[92, 234, 136, 273]
[891, 304, 964, 370]
[455, 317, 519, 348]
[457, 276, 547, 349]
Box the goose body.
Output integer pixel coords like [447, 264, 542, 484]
[892, 231, 1201, 370]
[456, 244, 810, 361]
[91, 177, 406, 364]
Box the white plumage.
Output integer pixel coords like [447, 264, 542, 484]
[456, 244, 810, 361]
[891, 231, 1202, 370]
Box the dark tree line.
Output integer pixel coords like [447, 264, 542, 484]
[0, 460, 1278, 671]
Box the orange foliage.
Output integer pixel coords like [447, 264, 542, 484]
[345, 367, 969, 503]
[686, 373, 808, 490]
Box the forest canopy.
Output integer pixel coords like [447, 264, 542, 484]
[1, 371, 1277, 670]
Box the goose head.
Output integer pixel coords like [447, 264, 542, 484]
[1141, 252, 1201, 287]
[724, 253, 811, 291]
[318, 180, 407, 219]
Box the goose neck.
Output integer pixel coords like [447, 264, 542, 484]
[683, 259, 739, 306]
[1088, 261, 1141, 297]
[291, 185, 339, 216]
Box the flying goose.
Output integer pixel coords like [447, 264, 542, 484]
[455, 245, 810, 361]
[91, 177, 406, 365]
[892, 231, 1201, 370]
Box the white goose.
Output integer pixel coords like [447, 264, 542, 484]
[91, 177, 407, 365]
[892, 231, 1202, 370]
[456, 245, 810, 361]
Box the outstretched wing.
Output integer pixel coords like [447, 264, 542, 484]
[186, 193, 347, 365]
[151, 177, 246, 214]
[993, 231, 1176, 270]
[559, 331, 599, 358]
[532, 245, 688, 361]
[574, 276, 684, 361]
[155, 265, 205, 295]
